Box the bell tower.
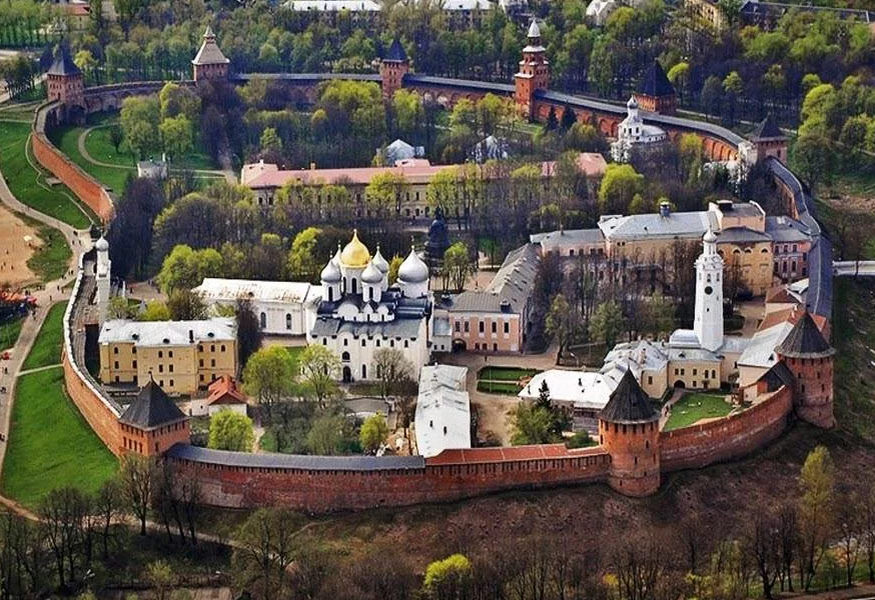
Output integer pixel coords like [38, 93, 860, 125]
[514, 19, 550, 120]
[694, 228, 724, 352]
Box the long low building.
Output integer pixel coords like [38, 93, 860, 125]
[194, 278, 317, 336]
[415, 364, 471, 457]
[98, 318, 238, 396]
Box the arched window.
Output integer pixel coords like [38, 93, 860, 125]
[342, 351, 350, 362]
[286, 314, 292, 330]
[328, 287, 333, 302]
[351, 278, 358, 294]
[362, 364, 367, 379]
[259, 312, 267, 328]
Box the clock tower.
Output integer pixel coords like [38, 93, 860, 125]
[694, 228, 724, 352]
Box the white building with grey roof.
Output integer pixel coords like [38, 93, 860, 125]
[415, 364, 471, 457]
[194, 278, 318, 336]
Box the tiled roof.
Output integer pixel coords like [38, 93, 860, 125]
[207, 375, 247, 405]
[192, 27, 230, 66]
[598, 369, 658, 424]
[751, 114, 785, 140]
[120, 377, 187, 429]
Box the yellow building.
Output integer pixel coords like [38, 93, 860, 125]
[98, 318, 237, 396]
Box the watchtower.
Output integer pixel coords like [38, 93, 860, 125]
[514, 19, 550, 120]
[118, 375, 191, 456]
[380, 39, 409, 100]
[632, 60, 677, 115]
[598, 370, 661, 497]
[46, 45, 84, 109]
[775, 312, 835, 429]
[750, 114, 788, 164]
[192, 26, 230, 83]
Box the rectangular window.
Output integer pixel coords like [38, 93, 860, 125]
[132, 360, 137, 368]
[491, 322, 496, 333]
[158, 364, 164, 373]
[464, 322, 469, 333]
[169, 364, 174, 373]
[504, 322, 509, 334]
[455, 322, 460, 332]
[113, 361, 119, 369]
[158, 351, 163, 358]
[648, 376, 653, 385]
[211, 359, 215, 367]
[113, 347, 118, 355]
[168, 351, 173, 358]
[479, 321, 484, 333]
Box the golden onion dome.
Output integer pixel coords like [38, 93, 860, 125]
[340, 230, 370, 267]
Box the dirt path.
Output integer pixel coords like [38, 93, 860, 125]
[77, 127, 233, 181]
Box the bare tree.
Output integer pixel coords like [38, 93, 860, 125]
[837, 493, 862, 587]
[233, 508, 303, 600]
[777, 501, 798, 592]
[119, 453, 158, 536]
[612, 533, 665, 600]
[746, 510, 781, 600]
[95, 479, 121, 560]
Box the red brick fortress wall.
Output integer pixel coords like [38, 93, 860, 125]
[659, 386, 793, 472]
[62, 350, 122, 455]
[169, 446, 611, 513]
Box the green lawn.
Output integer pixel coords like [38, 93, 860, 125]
[1, 367, 117, 507]
[25, 221, 72, 282]
[0, 316, 23, 352]
[664, 392, 733, 431]
[49, 123, 133, 194]
[478, 367, 541, 382]
[21, 302, 66, 370]
[476, 381, 522, 395]
[0, 120, 93, 229]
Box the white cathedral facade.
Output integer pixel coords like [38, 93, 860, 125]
[307, 231, 440, 383]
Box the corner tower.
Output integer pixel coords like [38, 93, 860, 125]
[380, 38, 409, 100]
[775, 312, 835, 429]
[694, 228, 724, 352]
[632, 60, 677, 115]
[598, 370, 660, 497]
[118, 376, 190, 456]
[192, 26, 230, 83]
[46, 45, 84, 109]
[750, 114, 788, 164]
[514, 19, 549, 120]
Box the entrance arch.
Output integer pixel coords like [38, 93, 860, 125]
[452, 339, 467, 352]
[674, 380, 686, 389]
[342, 366, 352, 383]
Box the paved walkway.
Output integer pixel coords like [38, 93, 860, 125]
[0, 132, 92, 482]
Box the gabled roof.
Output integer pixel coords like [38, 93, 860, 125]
[120, 377, 187, 430]
[759, 361, 795, 393]
[751, 114, 785, 140]
[599, 370, 658, 424]
[47, 46, 81, 77]
[637, 60, 674, 98]
[385, 38, 408, 62]
[775, 312, 834, 359]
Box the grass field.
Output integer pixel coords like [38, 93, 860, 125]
[49, 123, 133, 194]
[1, 367, 117, 507]
[476, 381, 521, 395]
[478, 367, 541, 382]
[0, 316, 23, 352]
[664, 392, 733, 431]
[21, 302, 66, 370]
[25, 221, 71, 282]
[0, 120, 93, 229]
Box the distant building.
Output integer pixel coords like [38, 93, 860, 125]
[98, 318, 237, 395]
[194, 278, 317, 336]
[611, 96, 668, 163]
[438, 243, 540, 353]
[469, 135, 509, 163]
[519, 369, 616, 432]
[414, 364, 471, 457]
[383, 139, 418, 164]
[191, 26, 230, 83]
[188, 375, 249, 417]
[137, 156, 168, 180]
[585, 0, 618, 26]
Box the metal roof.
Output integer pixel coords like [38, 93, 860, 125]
[119, 378, 187, 429]
[599, 370, 658, 424]
[99, 318, 236, 346]
[167, 443, 426, 471]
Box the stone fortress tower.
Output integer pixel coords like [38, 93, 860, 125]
[95, 236, 111, 325]
[694, 228, 724, 352]
[598, 370, 661, 497]
[775, 312, 836, 429]
[191, 26, 230, 83]
[514, 19, 550, 120]
[380, 38, 410, 100]
[46, 44, 85, 123]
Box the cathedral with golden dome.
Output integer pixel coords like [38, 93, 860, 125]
[307, 231, 448, 383]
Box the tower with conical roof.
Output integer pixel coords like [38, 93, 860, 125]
[192, 25, 230, 83]
[46, 44, 85, 111]
[380, 38, 409, 100]
[776, 312, 835, 428]
[119, 375, 190, 456]
[598, 370, 661, 497]
[514, 19, 550, 120]
[632, 60, 677, 115]
[694, 227, 724, 352]
[750, 113, 788, 164]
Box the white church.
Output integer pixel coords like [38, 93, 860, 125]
[610, 96, 668, 163]
[307, 231, 445, 382]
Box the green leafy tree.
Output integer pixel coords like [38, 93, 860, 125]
[598, 164, 644, 214]
[545, 293, 578, 352]
[589, 301, 625, 348]
[393, 88, 424, 136]
[242, 346, 298, 411]
[798, 446, 835, 591]
[306, 412, 346, 455]
[260, 127, 282, 153]
[145, 560, 174, 600]
[388, 255, 404, 285]
[299, 345, 341, 406]
[441, 241, 473, 292]
[510, 402, 555, 445]
[208, 410, 255, 452]
[156, 245, 223, 292]
[792, 133, 836, 189]
[366, 171, 408, 220]
[120, 95, 161, 159]
[422, 554, 473, 600]
[287, 227, 323, 283]
[159, 115, 193, 161]
[138, 301, 170, 321]
[166, 288, 207, 321]
[360, 414, 390, 454]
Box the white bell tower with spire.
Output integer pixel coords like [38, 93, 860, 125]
[95, 236, 111, 325]
[693, 228, 724, 352]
